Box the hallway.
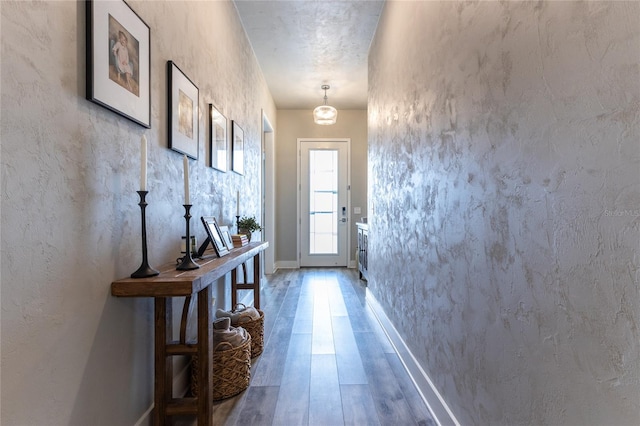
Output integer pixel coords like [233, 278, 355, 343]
[207, 268, 436, 426]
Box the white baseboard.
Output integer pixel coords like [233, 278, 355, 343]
[133, 403, 153, 426]
[266, 266, 279, 275]
[133, 361, 191, 426]
[274, 261, 357, 269]
[173, 361, 191, 398]
[275, 260, 299, 269]
[366, 289, 461, 426]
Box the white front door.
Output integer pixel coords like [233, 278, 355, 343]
[299, 139, 349, 267]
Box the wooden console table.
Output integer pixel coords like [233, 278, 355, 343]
[111, 241, 268, 426]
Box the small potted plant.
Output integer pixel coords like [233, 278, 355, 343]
[237, 215, 262, 241]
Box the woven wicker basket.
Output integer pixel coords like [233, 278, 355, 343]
[191, 335, 251, 401]
[237, 309, 264, 358]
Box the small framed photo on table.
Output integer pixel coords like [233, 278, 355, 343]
[218, 225, 234, 251]
[86, 0, 151, 128]
[168, 60, 199, 159]
[201, 216, 229, 257]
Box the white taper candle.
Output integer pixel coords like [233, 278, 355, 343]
[183, 155, 190, 205]
[140, 135, 147, 191]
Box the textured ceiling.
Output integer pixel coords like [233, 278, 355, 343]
[234, 0, 385, 110]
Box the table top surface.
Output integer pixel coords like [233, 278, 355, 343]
[112, 241, 268, 297]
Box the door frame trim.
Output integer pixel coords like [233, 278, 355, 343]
[297, 138, 351, 267]
[261, 111, 275, 274]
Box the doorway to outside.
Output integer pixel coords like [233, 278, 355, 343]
[298, 138, 350, 267]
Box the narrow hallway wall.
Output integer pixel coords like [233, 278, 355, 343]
[1, 1, 274, 424]
[368, 1, 639, 424]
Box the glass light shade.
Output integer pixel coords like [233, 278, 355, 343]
[313, 105, 338, 125]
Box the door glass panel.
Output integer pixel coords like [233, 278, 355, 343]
[309, 149, 338, 254]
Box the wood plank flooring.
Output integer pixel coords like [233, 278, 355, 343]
[178, 268, 436, 426]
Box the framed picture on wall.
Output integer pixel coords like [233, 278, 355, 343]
[209, 104, 228, 172]
[168, 60, 199, 159]
[232, 120, 244, 175]
[86, 0, 151, 128]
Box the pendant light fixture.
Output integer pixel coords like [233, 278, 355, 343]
[313, 84, 337, 125]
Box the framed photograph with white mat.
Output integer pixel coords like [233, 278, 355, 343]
[168, 60, 199, 159]
[232, 120, 244, 175]
[209, 104, 228, 172]
[86, 0, 151, 127]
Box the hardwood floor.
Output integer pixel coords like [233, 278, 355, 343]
[180, 268, 436, 426]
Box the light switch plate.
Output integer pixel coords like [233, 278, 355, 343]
[354, 207, 361, 214]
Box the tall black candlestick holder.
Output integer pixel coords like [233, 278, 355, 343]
[236, 215, 241, 233]
[177, 204, 200, 270]
[131, 191, 160, 278]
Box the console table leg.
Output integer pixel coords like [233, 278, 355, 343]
[154, 297, 172, 426]
[197, 285, 213, 425]
[231, 268, 238, 309]
[253, 252, 261, 309]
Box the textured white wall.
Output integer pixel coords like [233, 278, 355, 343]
[368, 1, 639, 425]
[1, 1, 274, 424]
[275, 109, 368, 264]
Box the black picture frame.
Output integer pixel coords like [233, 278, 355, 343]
[200, 216, 229, 257]
[209, 104, 228, 172]
[232, 120, 244, 175]
[168, 61, 199, 159]
[86, 0, 151, 128]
